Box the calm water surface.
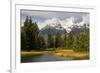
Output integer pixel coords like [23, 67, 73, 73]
[21, 53, 73, 63]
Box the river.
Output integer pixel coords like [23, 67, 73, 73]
[21, 53, 73, 63]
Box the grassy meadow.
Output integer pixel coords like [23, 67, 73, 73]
[21, 49, 89, 60]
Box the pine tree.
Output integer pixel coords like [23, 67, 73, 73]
[21, 16, 40, 51]
[21, 27, 26, 50]
[39, 36, 46, 49]
[66, 32, 74, 49]
[73, 28, 89, 52]
[63, 31, 67, 48]
[47, 33, 54, 48]
[32, 23, 40, 49]
[24, 16, 29, 26]
[55, 33, 62, 48]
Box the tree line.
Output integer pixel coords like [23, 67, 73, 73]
[21, 16, 89, 52]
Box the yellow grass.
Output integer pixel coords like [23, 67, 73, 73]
[21, 49, 89, 60]
[21, 50, 48, 57]
[53, 49, 89, 59]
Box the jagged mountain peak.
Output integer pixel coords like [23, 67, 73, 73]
[39, 17, 89, 36]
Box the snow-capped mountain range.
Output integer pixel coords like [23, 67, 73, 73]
[39, 17, 89, 33]
[39, 17, 89, 36]
[40, 23, 66, 36]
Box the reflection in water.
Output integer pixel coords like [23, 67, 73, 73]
[21, 53, 73, 63]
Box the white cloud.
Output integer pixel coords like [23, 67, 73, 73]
[21, 18, 25, 26]
[83, 14, 89, 24]
[38, 17, 75, 30]
[45, 17, 60, 26]
[21, 13, 89, 32]
[61, 17, 75, 30]
[38, 22, 47, 30]
[38, 16, 89, 32]
[38, 17, 61, 29]
[21, 10, 89, 30]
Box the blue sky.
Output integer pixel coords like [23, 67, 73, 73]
[20, 10, 89, 29]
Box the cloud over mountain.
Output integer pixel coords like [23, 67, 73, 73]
[38, 16, 89, 32]
[21, 10, 89, 30]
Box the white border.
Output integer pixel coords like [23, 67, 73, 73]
[11, 3, 96, 73]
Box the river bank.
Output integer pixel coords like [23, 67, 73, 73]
[21, 49, 89, 62]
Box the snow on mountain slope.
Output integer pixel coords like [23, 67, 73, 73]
[39, 17, 89, 33]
